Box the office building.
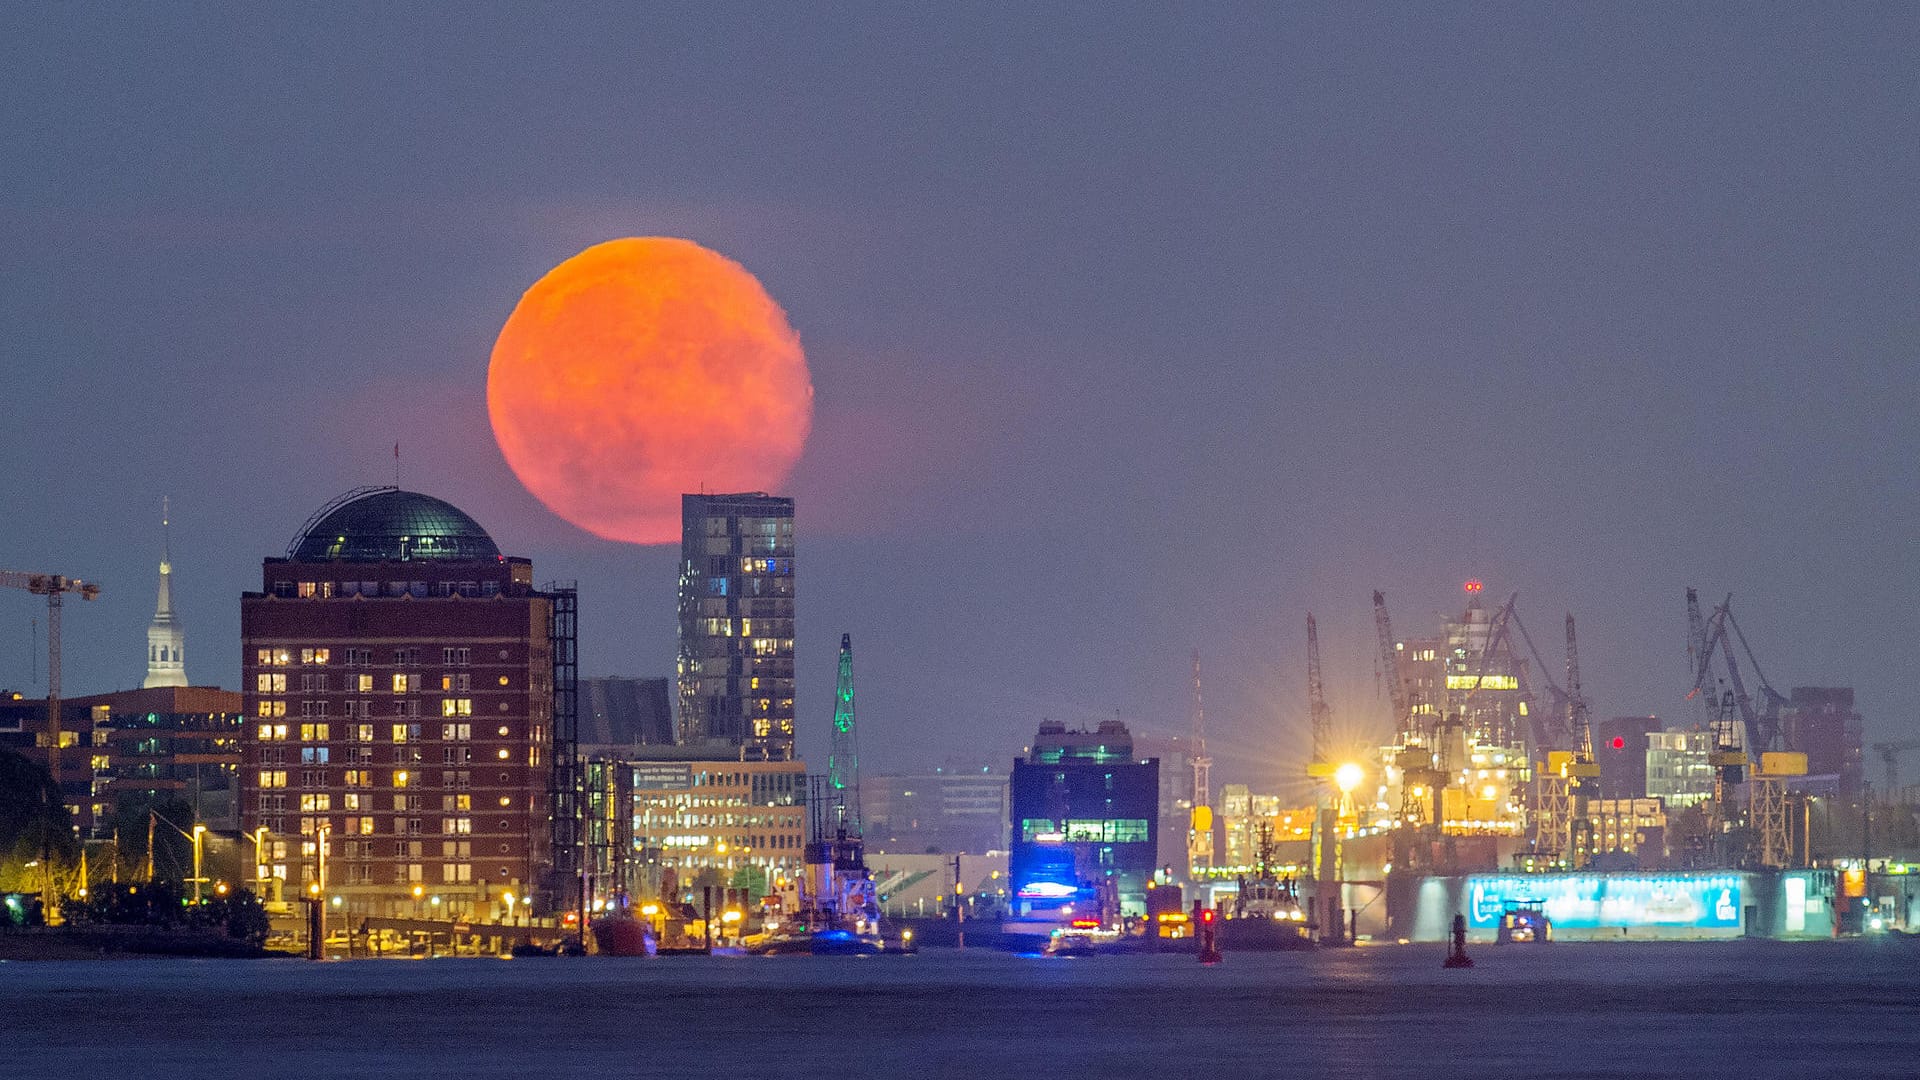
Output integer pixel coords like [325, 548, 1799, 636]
[0, 686, 244, 836]
[1009, 720, 1159, 917]
[1781, 687, 1865, 796]
[1595, 716, 1663, 800]
[677, 493, 795, 760]
[1646, 729, 1716, 808]
[239, 487, 563, 918]
[619, 750, 807, 900]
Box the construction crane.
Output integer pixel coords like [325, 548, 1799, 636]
[1686, 591, 1789, 755]
[0, 571, 102, 785]
[1872, 740, 1920, 802]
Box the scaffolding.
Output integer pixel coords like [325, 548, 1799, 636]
[543, 583, 582, 921]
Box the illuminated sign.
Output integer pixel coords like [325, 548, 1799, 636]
[1447, 674, 1519, 691]
[631, 764, 692, 791]
[1465, 874, 1743, 930]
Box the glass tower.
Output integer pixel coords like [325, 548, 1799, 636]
[677, 493, 796, 760]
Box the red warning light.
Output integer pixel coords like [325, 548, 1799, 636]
[1612, 736, 1626, 750]
[1463, 580, 1483, 594]
[1201, 909, 1216, 923]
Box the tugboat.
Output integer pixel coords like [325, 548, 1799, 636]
[1217, 825, 1313, 952]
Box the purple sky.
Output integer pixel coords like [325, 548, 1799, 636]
[3, 7, 1914, 790]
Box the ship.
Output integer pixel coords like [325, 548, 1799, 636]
[590, 907, 657, 957]
[747, 775, 888, 956]
[1217, 825, 1313, 951]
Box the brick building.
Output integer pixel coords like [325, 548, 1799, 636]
[240, 488, 562, 919]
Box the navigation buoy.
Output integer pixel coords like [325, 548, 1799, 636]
[1443, 913, 1474, 968]
[1198, 904, 1222, 965]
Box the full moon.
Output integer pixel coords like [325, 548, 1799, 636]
[487, 238, 813, 543]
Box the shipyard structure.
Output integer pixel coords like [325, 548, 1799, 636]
[1295, 583, 1873, 941]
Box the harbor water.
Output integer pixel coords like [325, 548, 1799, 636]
[2, 940, 1915, 1078]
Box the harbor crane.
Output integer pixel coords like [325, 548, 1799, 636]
[1460, 593, 1570, 754]
[1872, 740, 1920, 803]
[1187, 651, 1214, 875]
[1, 570, 101, 783]
[1563, 613, 1600, 863]
[1686, 590, 1789, 755]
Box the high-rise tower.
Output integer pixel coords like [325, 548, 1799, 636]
[677, 493, 795, 760]
[144, 498, 188, 688]
[828, 633, 859, 831]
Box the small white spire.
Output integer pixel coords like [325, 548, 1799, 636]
[145, 496, 187, 688]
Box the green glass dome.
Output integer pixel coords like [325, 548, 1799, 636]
[289, 488, 500, 562]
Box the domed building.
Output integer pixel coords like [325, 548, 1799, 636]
[241, 487, 578, 921]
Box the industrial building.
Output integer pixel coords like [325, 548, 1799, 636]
[238, 487, 568, 919]
[676, 493, 796, 760]
[1008, 720, 1159, 917]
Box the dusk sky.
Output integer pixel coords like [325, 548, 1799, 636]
[3, 7, 1914, 789]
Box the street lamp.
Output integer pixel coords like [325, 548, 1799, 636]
[191, 824, 207, 904]
[244, 826, 271, 901]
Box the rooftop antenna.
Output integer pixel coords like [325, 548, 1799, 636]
[394, 442, 401, 488]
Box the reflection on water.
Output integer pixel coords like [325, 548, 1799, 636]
[2, 940, 1916, 1079]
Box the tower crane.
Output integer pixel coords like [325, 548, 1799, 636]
[1, 571, 101, 786]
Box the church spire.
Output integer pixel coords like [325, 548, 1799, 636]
[144, 497, 188, 688]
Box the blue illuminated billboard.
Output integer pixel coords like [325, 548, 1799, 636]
[1464, 874, 1743, 930]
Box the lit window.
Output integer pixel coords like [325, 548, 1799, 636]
[394, 770, 410, 788]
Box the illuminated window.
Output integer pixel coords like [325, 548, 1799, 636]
[299, 723, 329, 742]
[394, 770, 410, 788]
[442, 723, 470, 741]
[256, 673, 287, 693]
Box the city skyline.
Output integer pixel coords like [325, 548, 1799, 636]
[3, 7, 1915, 788]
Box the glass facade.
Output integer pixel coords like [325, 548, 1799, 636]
[676, 494, 796, 759]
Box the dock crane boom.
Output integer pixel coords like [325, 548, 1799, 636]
[1686, 592, 1787, 754]
[1372, 591, 1412, 742]
[1306, 614, 1332, 769]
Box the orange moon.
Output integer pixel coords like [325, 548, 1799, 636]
[487, 238, 813, 543]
